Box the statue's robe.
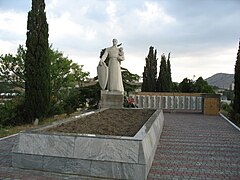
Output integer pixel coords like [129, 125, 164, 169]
[101, 46, 124, 92]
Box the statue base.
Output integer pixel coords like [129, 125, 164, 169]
[100, 90, 124, 109]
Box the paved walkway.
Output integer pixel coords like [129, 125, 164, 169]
[0, 113, 239, 179]
[148, 113, 240, 180]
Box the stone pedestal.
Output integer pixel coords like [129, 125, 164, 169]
[100, 90, 124, 108]
[202, 94, 220, 115]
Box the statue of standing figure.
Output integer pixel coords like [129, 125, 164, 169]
[98, 38, 124, 92]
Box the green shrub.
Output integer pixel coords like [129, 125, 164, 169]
[0, 97, 25, 126]
[63, 90, 81, 115]
[233, 113, 240, 127]
[221, 102, 240, 128]
[62, 84, 101, 115]
[221, 102, 232, 113]
[48, 100, 65, 116]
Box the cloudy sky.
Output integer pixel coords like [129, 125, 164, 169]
[0, 0, 239, 82]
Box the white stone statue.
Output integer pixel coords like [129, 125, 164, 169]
[98, 38, 124, 92]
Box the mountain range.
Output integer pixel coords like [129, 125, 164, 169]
[205, 73, 234, 89]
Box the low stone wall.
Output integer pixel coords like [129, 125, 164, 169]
[12, 109, 164, 180]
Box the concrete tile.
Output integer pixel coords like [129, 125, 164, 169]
[17, 133, 75, 157]
[90, 160, 114, 178]
[65, 158, 91, 176]
[43, 156, 66, 172]
[12, 153, 43, 170]
[74, 137, 139, 163]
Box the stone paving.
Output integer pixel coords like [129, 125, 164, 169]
[148, 113, 240, 180]
[0, 113, 239, 180]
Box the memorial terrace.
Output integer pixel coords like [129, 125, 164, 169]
[0, 109, 239, 179]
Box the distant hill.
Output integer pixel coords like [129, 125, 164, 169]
[205, 73, 234, 89]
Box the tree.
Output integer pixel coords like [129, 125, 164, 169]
[66, 83, 101, 113]
[156, 53, 172, 92]
[179, 78, 194, 93]
[193, 77, 215, 93]
[72, 63, 89, 88]
[141, 46, 157, 92]
[121, 67, 140, 94]
[223, 90, 234, 101]
[25, 0, 50, 121]
[233, 40, 240, 118]
[172, 82, 179, 92]
[0, 45, 25, 90]
[49, 47, 89, 103]
[166, 53, 172, 91]
[178, 77, 215, 93]
[156, 54, 168, 92]
[0, 82, 8, 93]
[0, 45, 90, 123]
[0, 45, 89, 104]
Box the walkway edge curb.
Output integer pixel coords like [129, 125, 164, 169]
[219, 113, 240, 132]
[0, 133, 18, 141]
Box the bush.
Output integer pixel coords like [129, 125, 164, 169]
[48, 100, 65, 116]
[221, 102, 232, 114]
[63, 89, 81, 115]
[233, 113, 240, 127]
[63, 85, 101, 114]
[0, 97, 25, 126]
[220, 102, 240, 128]
[0, 83, 101, 126]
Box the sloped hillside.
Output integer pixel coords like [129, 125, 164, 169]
[205, 73, 234, 89]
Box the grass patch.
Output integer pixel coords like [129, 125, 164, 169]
[0, 113, 77, 139]
[0, 125, 34, 139]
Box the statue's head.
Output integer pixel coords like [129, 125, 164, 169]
[112, 38, 118, 46]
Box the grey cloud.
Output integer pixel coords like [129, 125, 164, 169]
[1, 0, 239, 82]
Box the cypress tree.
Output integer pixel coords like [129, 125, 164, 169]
[157, 53, 172, 92]
[156, 54, 168, 92]
[233, 40, 240, 116]
[141, 66, 148, 91]
[141, 46, 157, 92]
[166, 52, 172, 91]
[25, 0, 50, 122]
